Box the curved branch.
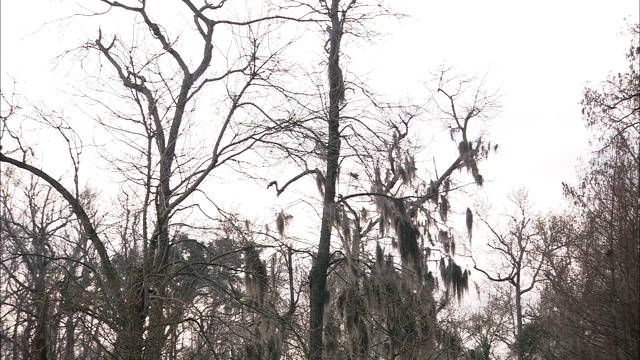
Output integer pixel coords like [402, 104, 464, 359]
[268, 169, 320, 196]
[0, 153, 120, 289]
[473, 261, 514, 284]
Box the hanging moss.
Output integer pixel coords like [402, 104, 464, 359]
[244, 244, 268, 306]
[245, 342, 262, 360]
[438, 258, 470, 300]
[466, 208, 473, 241]
[426, 271, 435, 288]
[333, 206, 342, 228]
[341, 213, 351, 244]
[316, 170, 325, 196]
[439, 230, 450, 254]
[439, 258, 448, 288]
[275, 211, 292, 238]
[385, 254, 394, 271]
[399, 165, 408, 184]
[459, 140, 484, 186]
[276, 213, 285, 237]
[391, 198, 421, 271]
[324, 283, 332, 309]
[453, 263, 464, 300]
[266, 334, 282, 360]
[404, 154, 416, 182]
[360, 207, 368, 222]
[394, 216, 421, 270]
[337, 287, 370, 359]
[426, 180, 438, 200]
[439, 195, 449, 221]
[323, 311, 340, 359]
[356, 318, 370, 360]
[376, 243, 385, 270]
[438, 229, 449, 243]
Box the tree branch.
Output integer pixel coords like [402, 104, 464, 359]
[268, 169, 321, 197]
[0, 153, 120, 290]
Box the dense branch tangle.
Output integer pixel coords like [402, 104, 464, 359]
[0, 1, 499, 359]
[1, 1, 313, 359]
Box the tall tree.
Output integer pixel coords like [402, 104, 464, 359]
[0, 171, 70, 359]
[463, 292, 512, 360]
[473, 190, 563, 360]
[306, 1, 347, 358]
[267, 0, 497, 353]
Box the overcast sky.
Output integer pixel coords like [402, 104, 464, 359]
[1, 0, 638, 216]
[362, 1, 639, 212]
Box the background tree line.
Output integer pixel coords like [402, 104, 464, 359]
[463, 23, 639, 360]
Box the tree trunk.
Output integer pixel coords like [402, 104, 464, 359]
[33, 294, 50, 360]
[63, 313, 75, 360]
[144, 295, 167, 360]
[515, 282, 523, 360]
[309, 1, 343, 359]
[113, 312, 145, 360]
[113, 267, 147, 360]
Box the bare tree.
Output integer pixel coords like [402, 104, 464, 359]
[1, 1, 312, 358]
[473, 190, 562, 360]
[0, 171, 68, 359]
[463, 292, 512, 360]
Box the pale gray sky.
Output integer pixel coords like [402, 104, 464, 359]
[355, 1, 639, 211]
[1, 0, 638, 216]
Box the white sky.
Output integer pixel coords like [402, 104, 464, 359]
[356, 1, 639, 212]
[1, 0, 638, 216]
